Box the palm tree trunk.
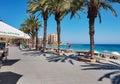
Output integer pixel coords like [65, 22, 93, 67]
[43, 19, 47, 52]
[56, 19, 61, 54]
[36, 28, 38, 50]
[32, 36, 34, 48]
[89, 18, 95, 59]
[28, 39, 30, 48]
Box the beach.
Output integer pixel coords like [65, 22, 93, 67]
[0, 46, 120, 84]
[54, 44, 120, 53]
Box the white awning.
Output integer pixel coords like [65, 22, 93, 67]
[0, 21, 30, 39]
[111, 51, 120, 56]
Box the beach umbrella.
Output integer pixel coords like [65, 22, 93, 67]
[111, 51, 120, 56]
[102, 50, 108, 53]
[0, 21, 29, 39]
[94, 50, 100, 54]
[102, 50, 109, 55]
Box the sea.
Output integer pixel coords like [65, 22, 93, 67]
[48, 44, 120, 54]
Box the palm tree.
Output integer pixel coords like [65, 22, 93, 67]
[20, 15, 41, 50]
[20, 23, 30, 34]
[48, 0, 74, 54]
[69, 0, 84, 19]
[85, 0, 117, 59]
[20, 22, 32, 49]
[27, 0, 50, 52]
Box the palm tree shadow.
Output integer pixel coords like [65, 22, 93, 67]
[0, 71, 22, 84]
[22, 50, 43, 56]
[46, 54, 80, 65]
[98, 71, 120, 84]
[81, 60, 120, 84]
[81, 60, 120, 70]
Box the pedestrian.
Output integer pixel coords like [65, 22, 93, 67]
[68, 44, 72, 49]
[18, 41, 21, 50]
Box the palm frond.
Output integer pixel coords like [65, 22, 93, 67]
[109, 0, 120, 3]
[97, 11, 102, 23]
[69, 0, 84, 19]
[20, 15, 42, 36]
[101, 2, 117, 17]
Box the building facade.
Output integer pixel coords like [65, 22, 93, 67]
[48, 34, 57, 45]
[38, 36, 43, 46]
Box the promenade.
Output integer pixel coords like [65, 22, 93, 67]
[0, 47, 120, 84]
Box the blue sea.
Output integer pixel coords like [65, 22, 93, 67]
[48, 44, 120, 54]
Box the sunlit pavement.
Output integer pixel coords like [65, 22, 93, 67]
[0, 46, 118, 84]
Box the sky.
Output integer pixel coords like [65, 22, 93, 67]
[0, 0, 120, 44]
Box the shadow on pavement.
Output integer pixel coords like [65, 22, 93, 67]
[81, 60, 120, 70]
[22, 51, 43, 56]
[81, 60, 120, 84]
[3, 59, 20, 66]
[22, 50, 56, 57]
[0, 71, 22, 84]
[46, 54, 80, 65]
[98, 71, 120, 84]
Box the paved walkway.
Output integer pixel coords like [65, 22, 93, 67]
[0, 47, 120, 84]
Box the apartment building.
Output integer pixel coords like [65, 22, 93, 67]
[48, 34, 57, 45]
